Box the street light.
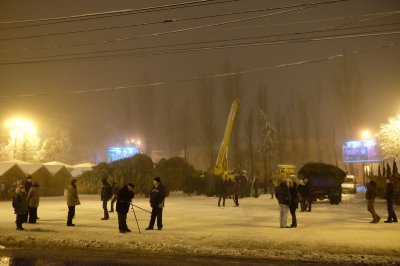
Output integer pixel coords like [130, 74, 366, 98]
[360, 130, 372, 140]
[4, 118, 37, 159]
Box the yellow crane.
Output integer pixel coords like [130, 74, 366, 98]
[214, 97, 240, 180]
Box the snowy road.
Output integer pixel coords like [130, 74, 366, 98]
[0, 192, 399, 265]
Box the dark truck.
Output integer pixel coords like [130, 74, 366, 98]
[298, 162, 346, 205]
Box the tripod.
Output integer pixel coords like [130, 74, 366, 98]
[130, 203, 141, 234]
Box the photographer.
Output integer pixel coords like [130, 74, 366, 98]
[116, 183, 135, 233]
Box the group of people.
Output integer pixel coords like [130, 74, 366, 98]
[12, 176, 166, 233]
[216, 177, 242, 207]
[12, 176, 40, 230]
[366, 178, 398, 223]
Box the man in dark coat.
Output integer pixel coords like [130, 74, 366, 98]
[384, 178, 398, 223]
[233, 177, 241, 207]
[217, 176, 227, 207]
[23, 176, 32, 223]
[100, 178, 112, 220]
[110, 182, 119, 212]
[303, 178, 312, 212]
[116, 183, 135, 233]
[298, 180, 306, 212]
[366, 180, 380, 223]
[12, 185, 28, 230]
[27, 182, 40, 224]
[288, 179, 299, 228]
[67, 178, 80, 226]
[253, 177, 260, 198]
[146, 177, 166, 230]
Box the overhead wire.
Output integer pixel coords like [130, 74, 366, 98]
[0, 0, 363, 42]
[0, 0, 241, 29]
[2, 21, 397, 62]
[0, 42, 397, 98]
[0, 0, 351, 54]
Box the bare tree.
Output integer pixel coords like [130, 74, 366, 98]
[275, 106, 287, 164]
[296, 93, 310, 164]
[244, 109, 255, 180]
[256, 84, 270, 179]
[286, 89, 297, 164]
[162, 88, 175, 157]
[311, 81, 323, 161]
[178, 101, 191, 161]
[197, 75, 216, 169]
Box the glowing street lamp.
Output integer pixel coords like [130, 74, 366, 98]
[4, 118, 37, 159]
[360, 130, 372, 140]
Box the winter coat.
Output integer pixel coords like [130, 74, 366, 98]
[366, 181, 377, 200]
[25, 181, 32, 193]
[304, 181, 312, 199]
[67, 185, 80, 206]
[297, 183, 306, 199]
[27, 185, 40, 208]
[150, 184, 166, 208]
[12, 190, 28, 214]
[384, 183, 394, 201]
[275, 182, 291, 206]
[289, 182, 299, 209]
[216, 178, 227, 197]
[101, 181, 112, 201]
[233, 181, 241, 196]
[116, 185, 134, 213]
[112, 184, 120, 195]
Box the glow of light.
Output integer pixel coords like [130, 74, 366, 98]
[361, 130, 372, 140]
[5, 118, 36, 136]
[137, 140, 141, 145]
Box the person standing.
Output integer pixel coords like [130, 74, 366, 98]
[23, 176, 33, 223]
[67, 179, 80, 226]
[288, 179, 299, 228]
[233, 177, 241, 207]
[365, 180, 380, 223]
[384, 178, 398, 223]
[116, 183, 135, 233]
[100, 178, 112, 220]
[298, 180, 306, 212]
[269, 179, 276, 199]
[304, 178, 312, 212]
[253, 177, 260, 198]
[12, 185, 28, 230]
[27, 182, 40, 224]
[146, 177, 166, 230]
[110, 182, 119, 212]
[217, 176, 227, 207]
[275, 180, 291, 228]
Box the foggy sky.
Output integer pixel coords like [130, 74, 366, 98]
[0, 0, 399, 165]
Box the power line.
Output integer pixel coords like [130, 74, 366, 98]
[0, 42, 397, 99]
[0, 0, 364, 42]
[1, 27, 398, 65]
[2, 22, 398, 62]
[0, 0, 240, 29]
[0, 0, 350, 54]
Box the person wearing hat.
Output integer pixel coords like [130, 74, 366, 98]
[27, 182, 40, 224]
[100, 177, 112, 220]
[146, 177, 166, 230]
[116, 183, 135, 233]
[13, 185, 28, 230]
[384, 178, 398, 223]
[23, 176, 33, 223]
[67, 179, 80, 226]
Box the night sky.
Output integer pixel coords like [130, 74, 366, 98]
[0, 0, 399, 165]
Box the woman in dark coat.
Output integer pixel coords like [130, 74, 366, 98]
[116, 183, 135, 233]
[288, 179, 299, 228]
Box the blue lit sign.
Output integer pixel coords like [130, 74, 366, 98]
[343, 140, 381, 163]
[107, 147, 140, 162]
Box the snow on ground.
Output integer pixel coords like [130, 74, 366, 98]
[0, 192, 399, 265]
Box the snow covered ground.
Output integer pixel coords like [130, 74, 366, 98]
[0, 192, 399, 265]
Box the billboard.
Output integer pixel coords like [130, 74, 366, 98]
[342, 140, 381, 163]
[107, 147, 141, 162]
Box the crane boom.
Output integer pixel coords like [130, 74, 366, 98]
[214, 97, 240, 178]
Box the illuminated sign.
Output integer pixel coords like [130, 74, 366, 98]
[107, 147, 141, 162]
[342, 140, 381, 163]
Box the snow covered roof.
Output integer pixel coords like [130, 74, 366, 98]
[73, 163, 95, 168]
[19, 164, 44, 175]
[44, 161, 72, 167]
[43, 164, 65, 175]
[0, 159, 32, 165]
[0, 163, 18, 176]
